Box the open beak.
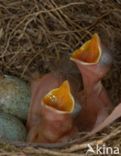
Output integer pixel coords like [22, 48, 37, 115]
[42, 80, 75, 113]
[70, 33, 112, 87]
[70, 33, 101, 65]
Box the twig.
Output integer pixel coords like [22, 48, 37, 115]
[62, 125, 121, 152]
[23, 147, 82, 156]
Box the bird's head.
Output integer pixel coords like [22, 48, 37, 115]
[41, 80, 80, 123]
[70, 33, 112, 83]
[42, 80, 75, 114]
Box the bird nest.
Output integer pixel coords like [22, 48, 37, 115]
[0, 0, 121, 155]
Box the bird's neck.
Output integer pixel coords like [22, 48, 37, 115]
[75, 62, 104, 95]
[82, 73, 102, 96]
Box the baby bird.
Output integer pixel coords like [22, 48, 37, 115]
[70, 33, 113, 131]
[27, 80, 79, 143]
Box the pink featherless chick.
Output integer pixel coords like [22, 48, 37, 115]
[70, 33, 113, 131]
[27, 76, 80, 143]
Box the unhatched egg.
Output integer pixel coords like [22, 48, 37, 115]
[0, 113, 27, 141]
[0, 75, 30, 120]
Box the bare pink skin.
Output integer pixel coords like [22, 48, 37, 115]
[26, 73, 78, 143]
[27, 73, 61, 130]
[27, 104, 78, 143]
[72, 59, 113, 131]
[89, 103, 121, 136]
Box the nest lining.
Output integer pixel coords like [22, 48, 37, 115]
[0, 0, 121, 155]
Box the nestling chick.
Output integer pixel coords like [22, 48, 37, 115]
[27, 80, 79, 143]
[70, 33, 113, 130]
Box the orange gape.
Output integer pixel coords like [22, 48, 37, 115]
[71, 33, 113, 131]
[27, 80, 78, 143]
[43, 81, 74, 112]
[71, 33, 101, 63]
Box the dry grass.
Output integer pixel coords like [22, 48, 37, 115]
[0, 0, 121, 155]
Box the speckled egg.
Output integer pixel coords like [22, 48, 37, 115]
[0, 75, 30, 120]
[0, 113, 27, 141]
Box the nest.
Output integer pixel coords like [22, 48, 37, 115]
[0, 0, 121, 155]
